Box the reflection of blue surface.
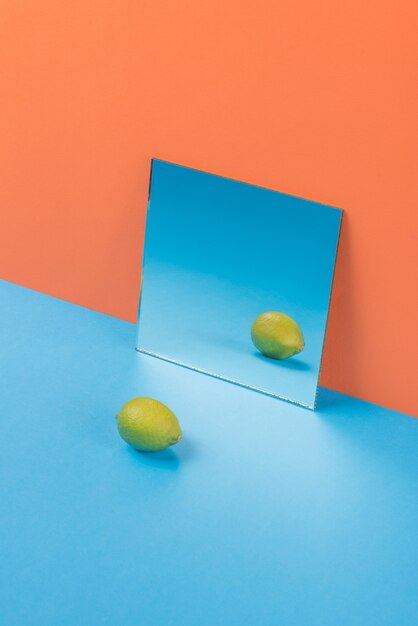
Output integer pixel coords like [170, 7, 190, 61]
[138, 160, 342, 408]
[1, 281, 417, 626]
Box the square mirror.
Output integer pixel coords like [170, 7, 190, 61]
[137, 160, 342, 409]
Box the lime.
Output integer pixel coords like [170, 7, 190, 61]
[116, 397, 182, 452]
[251, 311, 304, 359]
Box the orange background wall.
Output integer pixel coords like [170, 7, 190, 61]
[1, 1, 417, 417]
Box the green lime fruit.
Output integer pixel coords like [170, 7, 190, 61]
[116, 397, 182, 452]
[251, 311, 304, 359]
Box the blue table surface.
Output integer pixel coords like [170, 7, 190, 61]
[0, 279, 417, 626]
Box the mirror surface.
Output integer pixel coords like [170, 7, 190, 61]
[137, 160, 342, 408]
